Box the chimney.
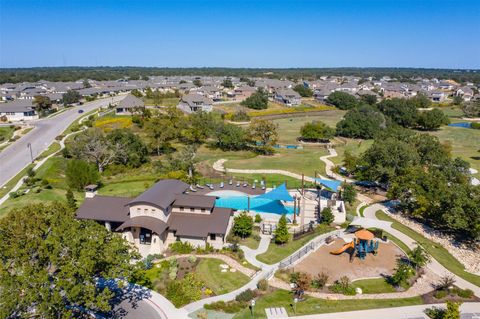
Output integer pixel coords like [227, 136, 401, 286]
[85, 184, 98, 198]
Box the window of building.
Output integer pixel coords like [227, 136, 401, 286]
[190, 207, 195, 212]
[180, 207, 184, 211]
[210, 234, 216, 241]
[144, 208, 148, 214]
[201, 208, 206, 213]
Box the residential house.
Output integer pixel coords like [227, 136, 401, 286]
[429, 91, 447, 102]
[177, 93, 213, 113]
[76, 180, 233, 256]
[456, 87, 474, 102]
[274, 88, 301, 106]
[0, 99, 38, 121]
[115, 94, 145, 115]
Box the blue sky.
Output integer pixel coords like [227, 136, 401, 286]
[1, 0, 479, 68]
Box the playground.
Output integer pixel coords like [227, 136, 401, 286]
[293, 233, 404, 283]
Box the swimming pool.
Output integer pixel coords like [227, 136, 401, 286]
[448, 122, 472, 128]
[207, 190, 294, 215]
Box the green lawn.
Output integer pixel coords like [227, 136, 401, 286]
[256, 225, 334, 264]
[352, 278, 397, 294]
[376, 211, 480, 287]
[233, 289, 424, 318]
[226, 148, 328, 178]
[0, 164, 35, 200]
[143, 97, 179, 107]
[330, 138, 374, 166]
[428, 124, 480, 175]
[271, 110, 346, 144]
[0, 126, 15, 142]
[36, 142, 61, 161]
[195, 258, 250, 295]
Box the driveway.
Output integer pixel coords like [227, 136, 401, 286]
[0, 96, 124, 187]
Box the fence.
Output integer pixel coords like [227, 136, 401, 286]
[278, 230, 343, 269]
[292, 223, 315, 240]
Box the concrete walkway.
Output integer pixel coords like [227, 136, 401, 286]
[289, 302, 480, 319]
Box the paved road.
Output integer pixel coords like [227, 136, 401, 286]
[0, 96, 124, 188]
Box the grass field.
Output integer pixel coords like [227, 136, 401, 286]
[256, 225, 334, 264]
[376, 211, 480, 287]
[352, 278, 397, 294]
[233, 289, 423, 318]
[143, 97, 179, 107]
[0, 126, 15, 142]
[195, 258, 250, 295]
[226, 148, 328, 178]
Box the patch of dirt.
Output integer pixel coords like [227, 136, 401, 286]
[176, 257, 198, 279]
[197, 161, 224, 178]
[293, 238, 404, 283]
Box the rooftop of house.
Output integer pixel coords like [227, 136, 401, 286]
[180, 93, 213, 106]
[117, 94, 145, 109]
[0, 99, 35, 113]
[127, 179, 189, 210]
[76, 195, 131, 222]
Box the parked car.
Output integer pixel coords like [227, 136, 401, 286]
[78, 109, 84, 114]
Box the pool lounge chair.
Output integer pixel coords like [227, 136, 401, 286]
[196, 184, 204, 189]
[209, 184, 214, 190]
[252, 182, 256, 189]
[243, 182, 248, 187]
[229, 179, 233, 185]
[220, 182, 224, 188]
[189, 185, 197, 192]
[236, 182, 240, 187]
[261, 185, 266, 190]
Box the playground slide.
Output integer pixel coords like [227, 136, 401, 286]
[330, 241, 354, 255]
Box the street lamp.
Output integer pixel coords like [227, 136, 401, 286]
[250, 299, 256, 319]
[27, 143, 34, 163]
[293, 297, 298, 314]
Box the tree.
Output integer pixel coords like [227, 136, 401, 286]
[321, 207, 334, 224]
[65, 188, 77, 210]
[193, 79, 202, 87]
[66, 159, 100, 190]
[62, 89, 81, 105]
[293, 84, 313, 97]
[300, 121, 335, 142]
[341, 183, 357, 205]
[183, 111, 220, 144]
[131, 89, 143, 97]
[83, 79, 92, 88]
[326, 91, 358, 110]
[0, 203, 141, 318]
[215, 123, 248, 151]
[232, 211, 254, 238]
[342, 150, 358, 173]
[408, 245, 430, 270]
[222, 78, 234, 88]
[335, 105, 386, 139]
[69, 128, 119, 172]
[377, 98, 419, 128]
[359, 94, 378, 106]
[390, 261, 415, 287]
[462, 100, 480, 117]
[410, 93, 431, 108]
[452, 95, 463, 106]
[416, 109, 449, 131]
[106, 128, 149, 167]
[241, 88, 268, 110]
[248, 119, 278, 155]
[33, 95, 52, 111]
[274, 214, 289, 244]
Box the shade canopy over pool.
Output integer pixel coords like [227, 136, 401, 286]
[314, 178, 342, 191]
[256, 183, 294, 202]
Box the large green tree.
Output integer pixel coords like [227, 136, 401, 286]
[62, 89, 82, 105]
[336, 105, 386, 139]
[107, 128, 149, 167]
[241, 88, 268, 110]
[326, 91, 358, 110]
[377, 98, 419, 128]
[232, 211, 254, 238]
[300, 121, 335, 142]
[274, 214, 289, 244]
[0, 203, 141, 318]
[215, 123, 248, 151]
[416, 109, 449, 131]
[248, 119, 278, 154]
[66, 159, 100, 191]
[293, 84, 313, 97]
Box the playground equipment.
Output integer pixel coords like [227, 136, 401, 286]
[330, 229, 379, 260]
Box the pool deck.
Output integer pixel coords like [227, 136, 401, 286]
[191, 183, 266, 196]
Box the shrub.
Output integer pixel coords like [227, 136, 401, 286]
[329, 276, 355, 295]
[235, 289, 255, 302]
[433, 289, 449, 299]
[169, 241, 193, 254]
[233, 211, 254, 238]
[252, 234, 261, 241]
[321, 207, 334, 225]
[204, 300, 245, 313]
[436, 275, 456, 291]
[311, 272, 329, 289]
[274, 214, 289, 244]
[390, 261, 415, 287]
[453, 288, 473, 299]
[254, 214, 262, 223]
[425, 306, 445, 319]
[9, 191, 22, 199]
[66, 159, 99, 191]
[471, 122, 480, 129]
[188, 255, 197, 264]
[230, 110, 250, 122]
[257, 279, 269, 291]
[166, 273, 204, 307]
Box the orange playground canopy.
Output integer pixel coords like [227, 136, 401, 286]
[355, 229, 375, 241]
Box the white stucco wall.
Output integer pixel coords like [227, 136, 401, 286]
[129, 204, 169, 222]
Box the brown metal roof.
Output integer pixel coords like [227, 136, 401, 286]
[128, 179, 189, 209]
[116, 216, 168, 235]
[172, 194, 215, 209]
[76, 196, 131, 222]
[168, 207, 232, 238]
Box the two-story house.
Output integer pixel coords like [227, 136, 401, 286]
[177, 93, 213, 113]
[274, 88, 301, 106]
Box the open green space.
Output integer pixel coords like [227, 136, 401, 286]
[226, 148, 328, 178]
[233, 289, 423, 318]
[0, 164, 35, 201]
[330, 138, 374, 166]
[256, 225, 334, 264]
[376, 211, 480, 287]
[195, 258, 250, 295]
[36, 142, 61, 160]
[143, 97, 179, 107]
[352, 278, 397, 294]
[0, 126, 15, 142]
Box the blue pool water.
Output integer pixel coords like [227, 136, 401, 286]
[448, 122, 472, 128]
[215, 195, 294, 215]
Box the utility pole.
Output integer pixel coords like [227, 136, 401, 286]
[27, 143, 34, 163]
